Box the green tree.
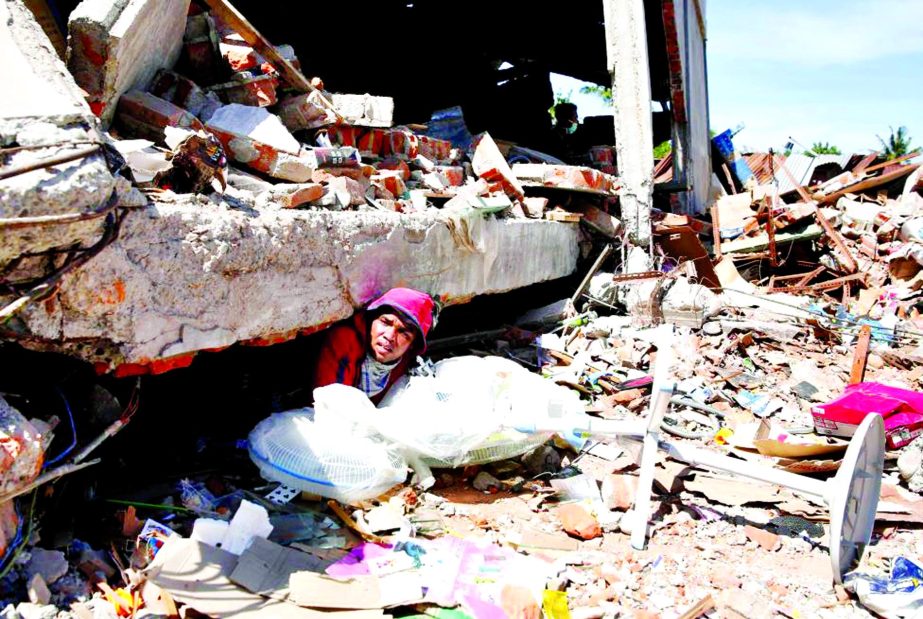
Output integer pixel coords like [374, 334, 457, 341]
[653, 140, 672, 159]
[877, 126, 918, 159]
[579, 84, 613, 105]
[810, 142, 841, 155]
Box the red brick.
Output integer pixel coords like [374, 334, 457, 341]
[602, 474, 638, 511]
[114, 91, 204, 144]
[557, 503, 601, 540]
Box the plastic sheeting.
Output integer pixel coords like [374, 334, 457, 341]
[248, 356, 583, 501]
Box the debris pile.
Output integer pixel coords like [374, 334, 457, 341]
[2, 0, 923, 617]
[97, 1, 619, 223]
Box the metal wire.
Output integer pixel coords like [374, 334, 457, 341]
[43, 387, 78, 469]
[716, 285, 923, 343]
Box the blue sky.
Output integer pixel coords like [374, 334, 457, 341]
[707, 0, 923, 154]
[552, 0, 922, 156]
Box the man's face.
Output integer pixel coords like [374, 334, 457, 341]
[369, 312, 416, 364]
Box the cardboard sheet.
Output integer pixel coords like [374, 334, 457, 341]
[230, 537, 331, 601]
[147, 537, 382, 619]
[288, 571, 424, 610]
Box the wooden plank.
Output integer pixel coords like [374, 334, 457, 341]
[814, 207, 858, 273]
[816, 163, 921, 206]
[720, 224, 822, 255]
[677, 594, 715, 619]
[569, 244, 613, 307]
[861, 151, 921, 175]
[849, 325, 872, 385]
[199, 0, 341, 117]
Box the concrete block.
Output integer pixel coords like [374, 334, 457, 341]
[219, 40, 258, 72]
[181, 13, 221, 83]
[1, 1, 132, 271]
[472, 133, 524, 200]
[277, 92, 336, 132]
[67, 0, 192, 123]
[259, 183, 325, 209]
[601, 473, 638, 511]
[330, 93, 393, 128]
[114, 90, 205, 144]
[206, 74, 278, 108]
[325, 176, 367, 207]
[11, 203, 579, 371]
[205, 104, 313, 182]
[0, 396, 50, 495]
[513, 163, 619, 195]
[149, 70, 222, 121]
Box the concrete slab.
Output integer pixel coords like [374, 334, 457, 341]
[67, 0, 191, 123]
[0, 0, 134, 272]
[13, 200, 579, 373]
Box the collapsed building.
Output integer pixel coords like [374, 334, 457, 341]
[11, 1, 923, 618]
[2, 0, 711, 376]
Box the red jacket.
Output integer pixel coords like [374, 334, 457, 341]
[312, 312, 411, 404]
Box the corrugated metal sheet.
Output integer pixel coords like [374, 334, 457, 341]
[772, 153, 853, 195]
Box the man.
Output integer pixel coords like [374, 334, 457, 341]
[547, 102, 589, 165]
[312, 288, 435, 403]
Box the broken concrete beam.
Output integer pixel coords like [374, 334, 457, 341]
[205, 73, 278, 107]
[11, 203, 579, 371]
[329, 93, 393, 128]
[1, 0, 138, 270]
[149, 70, 222, 121]
[114, 90, 206, 144]
[513, 163, 619, 195]
[205, 104, 314, 182]
[472, 133, 524, 200]
[67, 0, 192, 123]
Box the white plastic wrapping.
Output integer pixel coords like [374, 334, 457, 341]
[248, 356, 584, 501]
[248, 408, 408, 503]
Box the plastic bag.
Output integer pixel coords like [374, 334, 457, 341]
[846, 556, 923, 618]
[379, 356, 580, 467]
[248, 408, 408, 503]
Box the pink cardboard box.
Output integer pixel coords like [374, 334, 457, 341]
[812, 382, 923, 449]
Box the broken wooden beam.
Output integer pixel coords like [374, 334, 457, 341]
[849, 325, 872, 385]
[199, 0, 341, 117]
[720, 224, 822, 255]
[813, 207, 858, 274]
[570, 244, 614, 308]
